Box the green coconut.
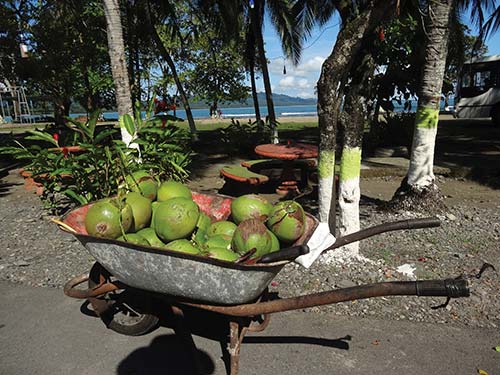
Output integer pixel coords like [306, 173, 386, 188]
[165, 239, 200, 255]
[267, 201, 306, 243]
[125, 191, 152, 232]
[153, 197, 200, 242]
[136, 227, 166, 248]
[232, 219, 272, 258]
[125, 170, 158, 200]
[206, 247, 239, 262]
[207, 221, 237, 238]
[117, 233, 149, 246]
[230, 194, 272, 224]
[267, 230, 281, 253]
[157, 180, 192, 202]
[84, 199, 132, 239]
[193, 213, 212, 246]
[205, 234, 232, 250]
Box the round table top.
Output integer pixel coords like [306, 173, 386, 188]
[255, 142, 318, 160]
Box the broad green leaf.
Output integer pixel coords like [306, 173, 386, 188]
[65, 117, 92, 139]
[25, 130, 59, 146]
[62, 189, 88, 205]
[120, 114, 136, 136]
[88, 109, 102, 139]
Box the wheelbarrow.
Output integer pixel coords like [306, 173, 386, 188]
[59, 192, 470, 375]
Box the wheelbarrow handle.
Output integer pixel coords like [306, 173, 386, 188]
[416, 278, 470, 298]
[257, 245, 310, 264]
[327, 217, 441, 251]
[184, 278, 470, 317]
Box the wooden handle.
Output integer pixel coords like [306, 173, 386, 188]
[50, 218, 77, 233]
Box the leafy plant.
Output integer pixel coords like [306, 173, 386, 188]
[214, 119, 273, 157]
[0, 106, 192, 212]
[364, 113, 415, 155]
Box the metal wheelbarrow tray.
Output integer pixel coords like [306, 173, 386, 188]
[61, 191, 317, 305]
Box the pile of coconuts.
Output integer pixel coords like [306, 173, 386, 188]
[84, 170, 307, 262]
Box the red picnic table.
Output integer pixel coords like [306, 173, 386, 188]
[254, 142, 318, 195]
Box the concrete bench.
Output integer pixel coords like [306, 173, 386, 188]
[219, 165, 269, 185]
[241, 158, 317, 171]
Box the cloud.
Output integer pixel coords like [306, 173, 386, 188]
[294, 56, 326, 77]
[278, 76, 311, 89]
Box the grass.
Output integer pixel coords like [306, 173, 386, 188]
[1, 119, 319, 135]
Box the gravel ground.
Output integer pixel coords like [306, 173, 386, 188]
[0, 168, 498, 330]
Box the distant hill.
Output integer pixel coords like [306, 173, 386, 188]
[190, 92, 316, 109]
[69, 92, 317, 113]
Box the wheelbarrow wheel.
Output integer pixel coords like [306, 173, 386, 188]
[88, 262, 160, 336]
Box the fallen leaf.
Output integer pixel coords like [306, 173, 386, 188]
[495, 346, 500, 352]
[478, 369, 489, 375]
[371, 339, 380, 346]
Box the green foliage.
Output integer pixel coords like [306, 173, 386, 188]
[0, 109, 192, 211]
[364, 113, 415, 154]
[184, 35, 249, 106]
[214, 119, 272, 157]
[371, 14, 423, 110]
[135, 126, 192, 181]
[10, 0, 114, 119]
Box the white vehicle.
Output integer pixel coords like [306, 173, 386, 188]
[454, 54, 500, 125]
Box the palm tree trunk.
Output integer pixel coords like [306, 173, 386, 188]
[251, 0, 278, 143]
[392, 0, 452, 209]
[144, 3, 197, 139]
[249, 62, 262, 127]
[102, 0, 135, 147]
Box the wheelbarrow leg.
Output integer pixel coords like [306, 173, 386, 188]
[228, 320, 244, 375]
[226, 315, 271, 375]
[170, 305, 204, 374]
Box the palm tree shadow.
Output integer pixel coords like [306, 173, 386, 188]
[0, 181, 21, 197]
[243, 334, 352, 350]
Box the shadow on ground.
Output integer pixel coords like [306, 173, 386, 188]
[83, 298, 352, 375]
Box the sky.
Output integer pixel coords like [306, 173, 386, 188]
[257, 11, 500, 99]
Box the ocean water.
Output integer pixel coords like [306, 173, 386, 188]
[3, 100, 453, 123]
[90, 99, 453, 121]
[91, 105, 319, 121]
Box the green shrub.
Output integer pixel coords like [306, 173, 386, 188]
[0, 108, 192, 211]
[364, 113, 415, 154]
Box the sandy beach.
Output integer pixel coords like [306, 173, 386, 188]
[195, 115, 319, 125]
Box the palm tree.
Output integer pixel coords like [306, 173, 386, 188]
[102, 0, 135, 147]
[213, 0, 299, 142]
[144, 1, 198, 139]
[244, 20, 263, 128]
[392, 0, 499, 209]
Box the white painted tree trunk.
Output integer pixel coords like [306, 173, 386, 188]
[337, 146, 361, 257]
[405, 0, 451, 194]
[317, 150, 336, 227]
[407, 123, 438, 190]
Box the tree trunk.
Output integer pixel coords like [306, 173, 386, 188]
[249, 62, 263, 128]
[102, 0, 135, 146]
[251, 0, 278, 143]
[337, 53, 375, 257]
[316, 1, 393, 237]
[144, 3, 197, 139]
[54, 98, 72, 127]
[391, 0, 452, 211]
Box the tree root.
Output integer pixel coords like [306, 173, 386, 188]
[382, 178, 446, 214]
